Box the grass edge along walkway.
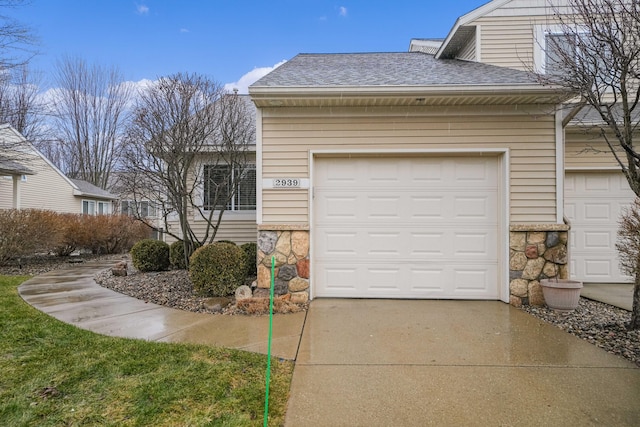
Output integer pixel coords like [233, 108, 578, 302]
[0, 275, 293, 426]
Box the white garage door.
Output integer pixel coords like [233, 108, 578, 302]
[313, 156, 500, 299]
[565, 171, 634, 283]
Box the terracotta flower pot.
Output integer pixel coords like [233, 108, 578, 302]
[540, 279, 583, 312]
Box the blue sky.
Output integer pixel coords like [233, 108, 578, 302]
[11, 1, 488, 92]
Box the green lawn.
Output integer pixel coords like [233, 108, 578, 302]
[0, 275, 293, 426]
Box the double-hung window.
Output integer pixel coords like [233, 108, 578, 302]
[121, 200, 157, 217]
[545, 33, 577, 76]
[83, 200, 110, 215]
[203, 164, 256, 211]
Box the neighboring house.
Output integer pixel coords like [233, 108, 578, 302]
[248, 0, 634, 305]
[109, 172, 165, 241]
[0, 124, 116, 214]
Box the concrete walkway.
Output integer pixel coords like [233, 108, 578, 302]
[17, 260, 306, 360]
[16, 261, 640, 425]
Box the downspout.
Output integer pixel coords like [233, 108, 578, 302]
[556, 106, 565, 224]
[255, 107, 263, 225]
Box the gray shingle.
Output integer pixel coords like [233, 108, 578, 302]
[251, 52, 542, 88]
[70, 179, 116, 199]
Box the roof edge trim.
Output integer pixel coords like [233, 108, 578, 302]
[436, 0, 512, 59]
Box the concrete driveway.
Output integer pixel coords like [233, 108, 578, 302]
[285, 299, 640, 426]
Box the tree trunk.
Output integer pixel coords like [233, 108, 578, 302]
[630, 271, 640, 330]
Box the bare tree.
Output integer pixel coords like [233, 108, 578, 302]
[0, 0, 36, 71]
[0, 64, 46, 140]
[122, 73, 254, 266]
[539, 0, 640, 328]
[0, 0, 40, 167]
[51, 56, 132, 189]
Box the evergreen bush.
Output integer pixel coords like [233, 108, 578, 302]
[240, 242, 257, 278]
[130, 239, 170, 272]
[189, 242, 247, 297]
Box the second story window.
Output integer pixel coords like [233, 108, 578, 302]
[545, 33, 577, 76]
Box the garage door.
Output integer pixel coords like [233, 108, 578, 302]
[313, 156, 500, 299]
[565, 171, 634, 283]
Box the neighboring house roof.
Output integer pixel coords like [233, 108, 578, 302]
[0, 123, 35, 176]
[564, 103, 640, 127]
[70, 178, 117, 200]
[408, 39, 444, 55]
[0, 156, 34, 176]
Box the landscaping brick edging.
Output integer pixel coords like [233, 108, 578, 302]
[509, 224, 570, 307]
[257, 226, 310, 304]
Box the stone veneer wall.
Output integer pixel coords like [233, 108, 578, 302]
[257, 227, 310, 304]
[257, 224, 571, 308]
[509, 224, 570, 307]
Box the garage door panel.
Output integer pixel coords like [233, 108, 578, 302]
[367, 196, 401, 218]
[582, 203, 611, 221]
[453, 268, 492, 292]
[454, 160, 493, 183]
[410, 197, 445, 218]
[314, 156, 501, 299]
[565, 171, 634, 283]
[453, 232, 492, 256]
[454, 196, 492, 218]
[583, 231, 614, 249]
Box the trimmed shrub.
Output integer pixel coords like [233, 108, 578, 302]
[170, 241, 187, 269]
[189, 242, 247, 297]
[130, 239, 170, 272]
[241, 242, 257, 278]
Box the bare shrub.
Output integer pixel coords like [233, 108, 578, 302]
[616, 197, 640, 329]
[0, 209, 60, 263]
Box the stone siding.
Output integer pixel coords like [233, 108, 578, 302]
[257, 228, 310, 304]
[509, 224, 570, 307]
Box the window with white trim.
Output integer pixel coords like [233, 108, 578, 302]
[545, 33, 577, 76]
[82, 200, 111, 215]
[203, 164, 256, 211]
[121, 200, 157, 217]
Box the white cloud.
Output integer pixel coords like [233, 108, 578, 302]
[180, 28, 190, 33]
[224, 60, 287, 94]
[136, 4, 149, 15]
[339, 6, 347, 17]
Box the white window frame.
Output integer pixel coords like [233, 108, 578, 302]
[534, 24, 588, 75]
[83, 199, 111, 215]
[201, 163, 256, 213]
[121, 199, 157, 218]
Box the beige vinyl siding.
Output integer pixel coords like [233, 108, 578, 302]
[0, 150, 79, 212]
[465, 1, 575, 71]
[260, 105, 558, 225]
[166, 216, 257, 245]
[565, 128, 624, 170]
[474, 15, 537, 70]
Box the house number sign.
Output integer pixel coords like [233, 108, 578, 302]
[273, 178, 301, 188]
[264, 178, 309, 189]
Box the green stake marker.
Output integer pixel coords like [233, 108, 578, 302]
[263, 255, 275, 427]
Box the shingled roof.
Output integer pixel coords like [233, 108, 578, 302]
[251, 52, 543, 88]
